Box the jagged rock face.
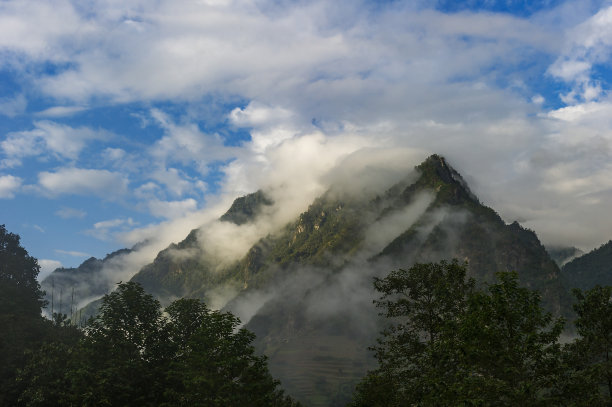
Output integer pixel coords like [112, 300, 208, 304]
[77, 154, 569, 407]
[561, 241, 612, 291]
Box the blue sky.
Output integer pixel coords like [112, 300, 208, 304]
[1, 0, 612, 279]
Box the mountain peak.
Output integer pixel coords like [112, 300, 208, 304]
[406, 154, 479, 205]
[220, 190, 273, 225]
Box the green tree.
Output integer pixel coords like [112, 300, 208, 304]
[456, 272, 564, 405]
[557, 285, 612, 406]
[67, 281, 167, 406]
[163, 298, 298, 406]
[352, 260, 475, 406]
[58, 282, 297, 406]
[352, 263, 564, 406]
[0, 225, 48, 405]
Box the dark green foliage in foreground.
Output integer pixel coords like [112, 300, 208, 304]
[556, 286, 612, 406]
[0, 224, 49, 405]
[352, 261, 567, 406]
[18, 282, 298, 406]
[1, 225, 296, 406]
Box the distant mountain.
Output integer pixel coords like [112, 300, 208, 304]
[561, 241, 612, 291]
[41, 248, 132, 322]
[120, 154, 569, 406]
[547, 246, 584, 267]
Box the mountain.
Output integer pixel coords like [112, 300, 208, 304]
[547, 246, 584, 267]
[119, 154, 570, 406]
[41, 248, 132, 322]
[561, 241, 612, 291]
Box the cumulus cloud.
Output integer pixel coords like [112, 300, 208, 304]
[0, 174, 22, 198]
[1, 121, 110, 166]
[549, 5, 612, 103]
[37, 167, 128, 198]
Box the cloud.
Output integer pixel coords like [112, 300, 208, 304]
[1, 121, 110, 166]
[0, 174, 22, 198]
[549, 5, 612, 102]
[229, 102, 299, 153]
[87, 217, 136, 241]
[55, 249, 90, 257]
[93, 218, 134, 230]
[1, 0, 612, 265]
[38, 259, 63, 281]
[0, 94, 27, 117]
[148, 198, 198, 219]
[55, 206, 87, 219]
[149, 109, 235, 171]
[35, 105, 87, 117]
[37, 167, 128, 198]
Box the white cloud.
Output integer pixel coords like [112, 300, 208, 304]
[2, 0, 612, 258]
[55, 249, 90, 257]
[0, 174, 22, 198]
[549, 5, 612, 102]
[0, 94, 27, 117]
[150, 109, 235, 170]
[230, 102, 299, 153]
[94, 218, 134, 230]
[38, 259, 63, 280]
[1, 121, 110, 166]
[37, 167, 128, 198]
[35, 106, 87, 117]
[55, 206, 87, 219]
[148, 198, 198, 219]
[87, 217, 136, 241]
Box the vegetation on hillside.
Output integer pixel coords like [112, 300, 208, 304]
[351, 261, 612, 406]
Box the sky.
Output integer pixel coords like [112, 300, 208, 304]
[1, 0, 612, 280]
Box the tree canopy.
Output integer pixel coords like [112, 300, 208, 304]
[352, 261, 565, 406]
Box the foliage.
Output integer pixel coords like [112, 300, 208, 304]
[556, 286, 612, 405]
[455, 272, 564, 405]
[164, 299, 297, 406]
[0, 224, 48, 405]
[16, 281, 298, 406]
[352, 260, 475, 406]
[352, 262, 565, 406]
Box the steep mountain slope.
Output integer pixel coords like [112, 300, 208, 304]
[85, 153, 569, 406]
[561, 241, 612, 290]
[41, 248, 132, 321]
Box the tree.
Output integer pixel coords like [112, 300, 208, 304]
[558, 285, 612, 406]
[67, 281, 167, 406]
[0, 225, 48, 405]
[352, 263, 564, 406]
[352, 260, 475, 406]
[59, 282, 298, 406]
[163, 298, 298, 407]
[455, 272, 564, 405]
